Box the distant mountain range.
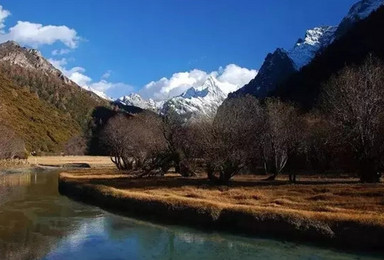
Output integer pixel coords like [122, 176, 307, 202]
[116, 0, 384, 119]
[116, 76, 243, 120]
[230, 0, 384, 99]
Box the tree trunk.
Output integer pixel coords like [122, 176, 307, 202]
[289, 173, 297, 183]
[207, 164, 233, 185]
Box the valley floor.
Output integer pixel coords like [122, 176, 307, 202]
[59, 171, 384, 252]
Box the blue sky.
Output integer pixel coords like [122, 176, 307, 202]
[0, 0, 357, 99]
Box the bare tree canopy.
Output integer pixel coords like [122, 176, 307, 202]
[203, 96, 265, 184]
[261, 98, 302, 181]
[101, 112, 166, 172]
[321, 55, 384, 182]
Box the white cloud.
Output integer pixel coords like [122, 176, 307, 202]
[141, 69, 208, 100]
[217, 64, 258, 92]
[140, 64, 257, 100]
[0, 5, 79, 48]
[49, 58, 133, 99]
[0, 21, 80, 48]
[52, 48, 71, 56]
[0, 5, 10, 33]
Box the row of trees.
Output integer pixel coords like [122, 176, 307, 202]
[101, 56, 384, 183]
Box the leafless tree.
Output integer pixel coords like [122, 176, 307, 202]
[101, 112, 166, 172]
[159, 111, 202, 177]
[321, 55, 384, 182]
[261, 98, 302, 181]
[203, 96, 265, 184]
[0, 124, 26, 159]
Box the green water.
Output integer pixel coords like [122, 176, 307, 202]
[0, 169, 382, 260]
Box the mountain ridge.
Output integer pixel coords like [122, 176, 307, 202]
[0, 40, 109, 129]
[230, 0, 384, 99]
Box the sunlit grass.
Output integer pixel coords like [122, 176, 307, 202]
[60, 171, 384, 227]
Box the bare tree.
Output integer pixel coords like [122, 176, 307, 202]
[101, 112, 166, 172]
[159, 111, 202, 177]
[261, 98, 302, 181]
[0, 124, 26, 159]
[321, 56, 384, 182]
[203, 96, 264, 184]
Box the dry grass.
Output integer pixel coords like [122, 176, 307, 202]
[0, 159, 29, 169]
[60, 171, 384, 227]
[28, 156, 115, 168]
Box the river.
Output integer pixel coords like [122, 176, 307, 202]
[0, 169, 382, 260]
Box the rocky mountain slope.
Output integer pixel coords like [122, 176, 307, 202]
[0, 41, 110, 153]
[231, 0, 384, 98]
[0, 41, 108, 129]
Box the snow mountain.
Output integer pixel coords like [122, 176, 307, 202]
[116, 76, 237, 119]
[287, 26, 337, 70]
[337, 0, 384, 35]
[231, 0, 384, 98]
[117, 93, 161, 111]
[162, 76, 227, 119]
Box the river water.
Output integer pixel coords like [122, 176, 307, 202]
[0, 169, 382, 260]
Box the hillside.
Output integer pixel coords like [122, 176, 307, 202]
[0, 73, 81, 153]
[0, 41, 108, 130]
[274, 6, 384, 109]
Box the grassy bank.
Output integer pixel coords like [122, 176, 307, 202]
[59, 171, 384, 252]
[1, 156, 114, 171]
[28, 156, 114, 168]
[0, 159, 29, 169]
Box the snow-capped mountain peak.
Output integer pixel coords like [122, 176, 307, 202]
[161, 76, 227, 119]
[117, 93, 160, 111]
[346, 0, 384, 21]
[181, 76, 224, 99]
[116, 75, 236, 119]
[337, 0, 384, 36]
[288, 26, 337, 70]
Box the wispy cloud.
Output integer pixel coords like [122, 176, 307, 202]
[49, 58, 134, 99]
[52, 48, 71, 56]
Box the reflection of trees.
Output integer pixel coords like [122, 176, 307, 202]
[0, 170, 102, 260]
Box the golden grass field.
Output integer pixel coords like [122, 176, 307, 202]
[60, 170, 384, 227]
[27, 156, 115, 168]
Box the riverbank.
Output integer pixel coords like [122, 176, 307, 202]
[59, 170, 384, 252]
[1, 156, 114, 171]
[28, 156, 114, 168]
[0, 159, 29, 170]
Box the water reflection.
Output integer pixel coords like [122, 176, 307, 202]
[0, 170, 382, 260]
